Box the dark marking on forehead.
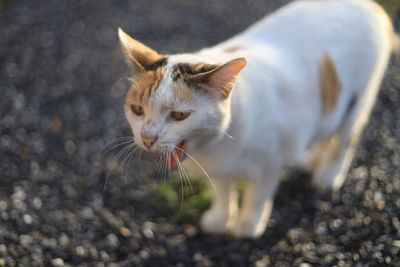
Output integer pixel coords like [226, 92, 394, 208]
[143, 57, 168, 71]
[171, 63, 219, 81]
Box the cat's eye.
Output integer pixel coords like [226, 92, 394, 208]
[171, 111, 190, 121]
[130, 104, 144, 116]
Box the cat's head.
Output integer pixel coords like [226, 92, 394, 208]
[118, 28, 246, 167]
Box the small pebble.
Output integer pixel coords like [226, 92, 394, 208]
[184, 225, 198, 237]
[0, 245, 7, 256]
[23, 214, 33, 224]
[106, 234, 119, 248]
[32, 197, 42, 209]
[119, 227, 131, 237]
[51, 258, 64, 266]
[193, 252, 203, 262]
[75, 246, 86, 257]
[201, 258, 213, 267]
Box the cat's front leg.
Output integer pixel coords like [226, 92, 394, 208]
[200, 178, 238, 234]
[234, 174, 280, 238]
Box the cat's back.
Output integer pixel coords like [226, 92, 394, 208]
[204, 0, 394, 164]
[229, 0, 392, 51]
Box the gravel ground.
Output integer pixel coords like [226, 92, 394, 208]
[1, 0, 400, 266]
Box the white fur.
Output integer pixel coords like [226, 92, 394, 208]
[125, 0, 394, 238]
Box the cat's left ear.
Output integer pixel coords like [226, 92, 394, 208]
[118, 28, 164, 72]
[190, 58, 247, 99]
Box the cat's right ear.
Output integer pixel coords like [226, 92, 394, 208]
[118, 28, 164, 72]
[189, 58, 247, 99]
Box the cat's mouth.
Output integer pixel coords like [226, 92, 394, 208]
[165, 140, 188, 169]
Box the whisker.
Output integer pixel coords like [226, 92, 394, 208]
[138, 149, 144, 161]
[126, 77, 139, 88]
[117, 145, 138, 185]
[103, 142, 136, 196]
[103, 136, 133, 148]
[216, 128, 234, 140]
[120, 76, 138, 88]
[173, 147, 193, 193]
[154, 152, 161, 179]
[120, 145, 139, 173]
[106, 144, 131, 177]
[182, 165, 193, 193]
[101, 139, 134, 155]
[155, 151, 166, 181]
[175, 146, 216, 193]
[171, 148, 185, 210]
[161, 151, 168, 183]
[164, 149, 172, 181]
[122, 77, 147, 93]
[171, 149, 185, 187]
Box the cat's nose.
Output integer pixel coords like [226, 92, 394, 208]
[141, 134, 158, 149]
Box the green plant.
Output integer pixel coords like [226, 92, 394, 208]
[152, 175, 212, 224]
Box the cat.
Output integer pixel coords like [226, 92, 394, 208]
[117, 0, 397, 238]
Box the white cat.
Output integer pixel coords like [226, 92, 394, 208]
[118, 0, 397, 238]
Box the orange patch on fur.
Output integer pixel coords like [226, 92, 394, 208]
[320, 54, 342, 115]
[126, 68, 164, 104]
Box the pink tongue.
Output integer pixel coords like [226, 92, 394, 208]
[165, 141, 187, 168]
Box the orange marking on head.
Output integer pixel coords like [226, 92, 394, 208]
[126, 68, 165, 106]
[148, 67, 164, 97]
[320, 53, 342, 115]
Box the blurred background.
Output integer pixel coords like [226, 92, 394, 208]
[0, 0, 399, 266]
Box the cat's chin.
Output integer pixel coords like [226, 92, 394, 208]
[165, 140, 188, 169]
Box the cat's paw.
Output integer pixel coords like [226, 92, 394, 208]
[233, 220, 265, 239]
[199, 209, 231, 234]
